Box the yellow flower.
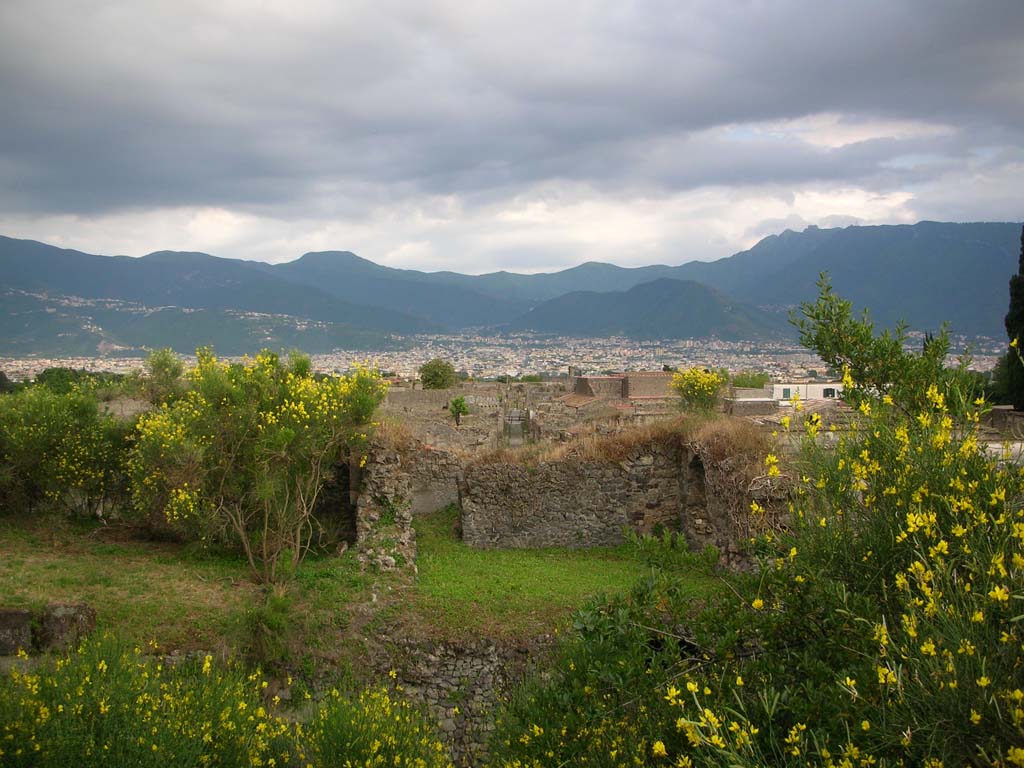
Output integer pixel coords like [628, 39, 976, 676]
[751, 598, 764, 611]
[652, 740, 667, 758]
[978, 676, 991, 688]
[989, 585, 1010, 603]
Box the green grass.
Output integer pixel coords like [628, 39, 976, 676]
[406, 505, 718, 640]
[0, 516, 375, 659]
[0, 517, 258, 652]
[0, 505, 719, 663]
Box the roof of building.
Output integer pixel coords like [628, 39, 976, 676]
[558, 393, 602, 408]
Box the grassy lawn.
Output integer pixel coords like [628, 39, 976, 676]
[406, 505, 719, 640]
[0, 505, 720, 662]
[0, 516, 376, 659]
[0, 517, 259, 652]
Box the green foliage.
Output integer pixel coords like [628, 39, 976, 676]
[129, 348, 387, 583]
[0, 371, 19, 394]
[495, 281, 1024, 768]
[0, 386, 128, 516]
[418, 358, 457, 390]
[247, 586, 297, 672]
[0, 637, 293, 768]
[303, 686, 452, 768]
[794, 274, 979, 417]
[34, 367, 93, 394]
[1004, 226, 1024, 409]
[143, 347, 184, 404]
[0, 636, 455, 768]
[730, 370, 770, 389]
[448, 396, 469, 425]
[671, 368, 726, 412]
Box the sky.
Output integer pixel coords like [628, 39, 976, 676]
[0, 1, 1022, 274]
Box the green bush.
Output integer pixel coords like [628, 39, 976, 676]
[302, 686, 452, 768]
[671, 368, 726, 412]
[0, 385, 129, 516]
[419, 358, 457, 390]
[129, 348, 387, 582]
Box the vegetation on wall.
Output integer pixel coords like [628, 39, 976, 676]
[671, 367, 726, 412]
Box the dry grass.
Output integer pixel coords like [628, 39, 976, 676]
[689, 416, 769, 464]
[474, 416, 702, 466]
[372, 416, 419, 454]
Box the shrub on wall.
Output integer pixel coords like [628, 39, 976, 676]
[671, 368, 726, 412]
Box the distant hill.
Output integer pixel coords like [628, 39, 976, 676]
[0, 236, 431, 335]
[268, 250, 531, 329]
[0, 220, 1019, 355]
[0, 290, 401, 356]
[424, 222, 1022, 337]
[724, 222, 1020, 336]
[507, 279, 793, 340]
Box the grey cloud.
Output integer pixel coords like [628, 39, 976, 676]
[0, 0, 1022, 261]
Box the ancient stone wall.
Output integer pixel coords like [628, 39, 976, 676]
[459, 435, 775, 568]
[623, 371, 673, 398]
[460, 442, 686, 549]
[371, 637, 550, 768]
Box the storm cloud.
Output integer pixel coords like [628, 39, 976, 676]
[0, 0, 1021, 270]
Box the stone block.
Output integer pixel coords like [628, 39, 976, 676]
[0, 609, 33, 655]
[36, 603, 97, 652]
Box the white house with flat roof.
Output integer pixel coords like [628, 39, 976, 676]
[773, 381, 843, 402]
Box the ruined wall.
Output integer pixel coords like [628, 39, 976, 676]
[624, 372, 673, 399]
[405, 445, 464, 516]
[371, 638, 550, 768]
[459, 436, 775, 568]
[460, 442, 685, 549]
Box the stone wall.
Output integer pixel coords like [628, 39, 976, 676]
[459, 434, 777, 568]
[623, 371, 673, 398]
[461, 442, 687, 549]
[371, 638, 546, 768]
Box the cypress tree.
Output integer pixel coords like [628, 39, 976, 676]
[1004, 225, 1024, 409]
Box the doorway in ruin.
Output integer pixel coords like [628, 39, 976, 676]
[314, 459, 358, 546]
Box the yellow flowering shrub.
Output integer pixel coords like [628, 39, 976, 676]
[671, 368, 726, 412]
[303, 686, 452, 768]
[0, 637, 293, 768]
[129, 348, 387, 582]
[493, 281, 1024, 768]
[0, 385, 128, 517]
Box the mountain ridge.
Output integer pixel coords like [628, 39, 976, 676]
[1, 220, 1020, 355]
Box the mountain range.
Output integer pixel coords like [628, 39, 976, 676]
[0, 220, 1020, 355]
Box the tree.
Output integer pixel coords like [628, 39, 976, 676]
[0, 371, 17, 394]
[448, 396, 469, 426]
[730, 371, 770, 389]
[418, 358, 456, 390]
[143, 347, 184, 404]
[793, 274, 973, 416]
[1004, 225, 1024, 409]
[130, 348, 387, 583]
